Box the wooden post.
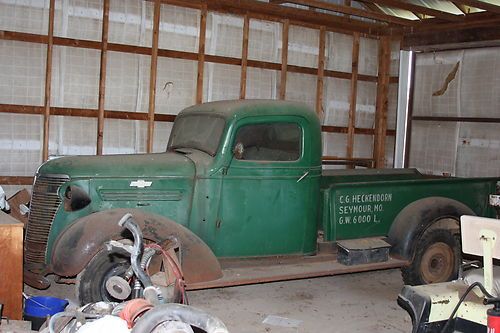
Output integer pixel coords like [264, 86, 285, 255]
[42, 0, 55, 162]
[346, 32, 360, 168]
[147, 0, 161, 153]
[373, 36, 391, 168]
[240, 15, 250, 99]
[316, 26, 326, 117]
[196, 3, 207, 104]
[279, 19, 289, 100]
[97, 0, 110, 155]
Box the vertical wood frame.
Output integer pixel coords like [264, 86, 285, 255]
[147, 0, 161, 153]
[373, 36, 391, 168]
[316, 26, 326, 117]
[279, 19, 289, 100]
[196, 3, 208, 104]
[42, 0, 55, 162]
[97, 0, 110, 155]
[346, 32, 360, 166]
[240, 15, 250, 99]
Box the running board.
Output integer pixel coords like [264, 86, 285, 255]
[186, 255, 408, 290]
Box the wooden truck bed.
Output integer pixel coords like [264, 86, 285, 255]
[186, 254, 408, 290]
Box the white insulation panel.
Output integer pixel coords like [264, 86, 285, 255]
[0, 0, 395, 179]
[410, 48, 500, 177]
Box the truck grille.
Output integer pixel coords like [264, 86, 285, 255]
[25, 174, 69, 266]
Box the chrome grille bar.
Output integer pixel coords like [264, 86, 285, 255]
[25, 174, 69, 265]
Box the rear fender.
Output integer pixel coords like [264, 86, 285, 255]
[387, 197, 474, 261]
[50, 208, 222, 284]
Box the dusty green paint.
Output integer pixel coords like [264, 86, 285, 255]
[33, 100, 499, 266]
[322, 175, 498, 242]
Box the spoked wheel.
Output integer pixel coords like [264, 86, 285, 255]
[402, 228, 460, 285]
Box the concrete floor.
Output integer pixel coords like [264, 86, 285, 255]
[27, 268, 412, 332]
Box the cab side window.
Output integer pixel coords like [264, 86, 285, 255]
[233, 123, 301, 161]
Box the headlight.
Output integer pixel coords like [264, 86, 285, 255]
[64, 185, 91, 211]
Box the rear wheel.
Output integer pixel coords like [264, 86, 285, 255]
[402, 228, 460, 285]
[76, 250, 131, 305]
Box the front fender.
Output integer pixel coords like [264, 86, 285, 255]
[50, 208, 222, 284]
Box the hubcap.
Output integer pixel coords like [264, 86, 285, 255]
[420, 242, 454, 283]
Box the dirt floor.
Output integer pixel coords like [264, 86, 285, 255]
[25, 268, 411, 333]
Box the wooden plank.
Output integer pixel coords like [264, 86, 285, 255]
[0, 104, 176, 122]
[0, 176, 33, 185]
[322, 125, 396, 136]
[0, 216, 24, 320]
[96, 0, 110, 155]
[373, 37, 391, 168]
[279, 19, 289, 100]
[0, 30, 47, 43]
[155, 0, 384, 37]
[240, 15, 250, 99]
[196, 3, 207, 104]
[147, 0, 161, 153]
[204, 0, 385, 33]
[401, 26, 500, 50]
[186, 254, 407, 290]
[316, 26, 326, 116]
[1, 30, 391, 84]
[346, 32, 360, 167]
[281, 0, 414, 25]
[357, 0, 463, 21]
[0, 104, 397, 136]
[412, 116, 500, 124]
[42, 0, 55, 162]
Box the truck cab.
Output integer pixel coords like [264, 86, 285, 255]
[24, 100, 321, 289]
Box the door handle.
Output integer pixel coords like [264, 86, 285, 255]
[297, 171, 309, 183]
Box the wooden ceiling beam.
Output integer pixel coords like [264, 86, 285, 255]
[356, 0, 463, 21]
[273, 0, 414, 25]
[409, 11, 500, 32]
[452, 0, 500, 14]
[204, 0, 386, 34]
[402, 25, 500, 50]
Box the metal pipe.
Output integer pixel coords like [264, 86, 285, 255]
[118, 214, 152, 289]
[394, 50, 416, 168]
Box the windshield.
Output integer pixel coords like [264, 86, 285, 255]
[168, 114, 226, 156]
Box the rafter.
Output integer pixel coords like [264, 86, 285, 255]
[356, 0, 463, 21]
[452, 2, 470, 14]
[452, 0, 500, 14]
[409, 11, 500, 32]
[205, 0, 385, 33]
[273, 0, 414, 25]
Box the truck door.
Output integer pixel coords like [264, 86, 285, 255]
[214, 116, 320, 257]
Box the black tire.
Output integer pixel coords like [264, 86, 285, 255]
[402, 228, 460, 286]
[76, 250, 131, 305]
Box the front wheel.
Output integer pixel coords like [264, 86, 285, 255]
[402, 228, 460, 285]
[76, 250, 131, 305]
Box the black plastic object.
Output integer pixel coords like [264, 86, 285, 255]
[337, 238, 390, 266]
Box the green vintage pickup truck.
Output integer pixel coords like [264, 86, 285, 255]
[24, 100, 499, 304]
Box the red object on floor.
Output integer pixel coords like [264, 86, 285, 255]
[119, 298, 154, 328]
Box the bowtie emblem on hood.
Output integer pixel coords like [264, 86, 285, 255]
[130, 180, 153, 188]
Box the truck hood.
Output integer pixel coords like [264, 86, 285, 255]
[38, 152, 195, 179]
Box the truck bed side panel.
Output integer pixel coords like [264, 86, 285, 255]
[322, 178, 498, 242]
